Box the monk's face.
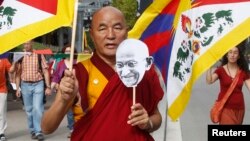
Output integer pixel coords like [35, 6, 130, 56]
[90, 6, 128, 60]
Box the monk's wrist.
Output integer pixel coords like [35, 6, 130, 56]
[146, 118, 153, 132]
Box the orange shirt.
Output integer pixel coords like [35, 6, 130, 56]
[0, 59, 11, 93]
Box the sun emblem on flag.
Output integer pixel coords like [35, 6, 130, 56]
[173, 9, 234, 82]
[181, 15, 193, 38]
[0, 5, 17, 30]
[192, 40, 200, 55]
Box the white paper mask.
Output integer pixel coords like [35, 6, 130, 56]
[116, 38, 153, 87]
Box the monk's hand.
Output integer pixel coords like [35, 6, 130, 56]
[59, 69, 78, 103]
[127, 103, 150, 130]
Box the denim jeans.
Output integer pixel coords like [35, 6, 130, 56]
[67, 109, 74, 131]
[21, 80, 44, 136]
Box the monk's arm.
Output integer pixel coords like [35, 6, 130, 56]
[148, 107, 162, 132]
[41, 70, 78, 134]
[41, 90, 74, 134]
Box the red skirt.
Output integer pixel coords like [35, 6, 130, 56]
[219, 108, 244, 125]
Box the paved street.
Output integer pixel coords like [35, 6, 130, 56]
[6, 94, 70, 141]
[5, 87, 180, 141]
[181, 73, 250, 141]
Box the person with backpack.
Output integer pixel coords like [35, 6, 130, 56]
[14, 40, 51, 141]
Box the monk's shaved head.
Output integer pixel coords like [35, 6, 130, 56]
[90, 6, 127, 29]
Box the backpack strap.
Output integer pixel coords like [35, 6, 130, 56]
[37, 54, 43, 75]
[38, 54, 42, 70]
[18, 56, 23, 64]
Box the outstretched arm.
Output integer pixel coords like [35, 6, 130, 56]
[15, 63, 21, 98]
[41, 70, 78, 134]
[206, 67, 218, 84]
[244, 78, 250, 92]
[9, 61, 17, 73]
[43, 68, 52, 95]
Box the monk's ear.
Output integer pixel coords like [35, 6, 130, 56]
[145, 56, 154, 70]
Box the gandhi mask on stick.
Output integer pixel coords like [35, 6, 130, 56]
[116, 39, 153, 87]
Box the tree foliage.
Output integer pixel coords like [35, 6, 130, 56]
[112, 0, 138, 29]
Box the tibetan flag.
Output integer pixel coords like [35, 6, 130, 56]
[0, 0, 75, 54]
[129, 0, 191, 120]
[129, 0, 250, 121]
[129, 0, 191, 83]
[77, 53, 92, 63]
[168, 0, 250, 121]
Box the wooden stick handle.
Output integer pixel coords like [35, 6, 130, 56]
[133, 86, 136, 105]
[69, 1, 78, 71]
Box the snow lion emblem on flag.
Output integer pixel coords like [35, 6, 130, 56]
[173, 10, 234, 82]
[0, 5, 17, 30]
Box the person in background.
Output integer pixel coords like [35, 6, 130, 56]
[41, 6, 164, 141]
[206, 40, 250, 125]
[6, 53, 18, 101]
[0, 58, 15, 141]
[14, 40, 51, 141]
[49, 52, 63, 83]
[51, 45, 76, 138]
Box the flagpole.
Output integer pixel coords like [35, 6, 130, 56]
[69, 0, 79, 71]
[82, 27, 85, 52]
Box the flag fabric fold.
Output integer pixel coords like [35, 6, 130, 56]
[0, 0, 75, 54]
[129, 0, 250, 121]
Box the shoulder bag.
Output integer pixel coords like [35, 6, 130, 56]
[210, 69, 242, 123]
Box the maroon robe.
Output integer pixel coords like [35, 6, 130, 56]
[72, 53, 164, 141]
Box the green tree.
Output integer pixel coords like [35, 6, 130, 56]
[112, 0, 138, 29]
